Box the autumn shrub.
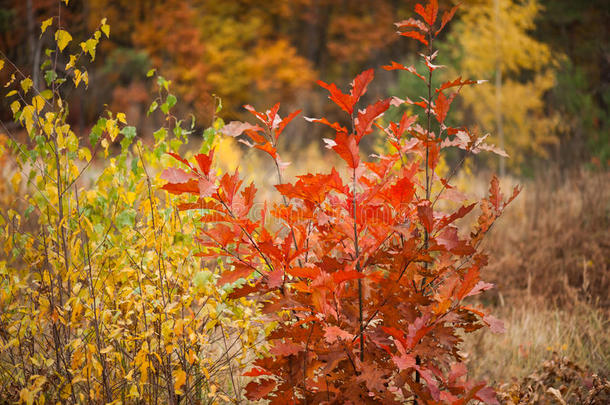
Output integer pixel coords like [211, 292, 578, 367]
[0, 10, 262, 404]
[162, 1, 520, 403]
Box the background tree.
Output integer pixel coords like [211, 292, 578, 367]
[448, 0, 558, 173]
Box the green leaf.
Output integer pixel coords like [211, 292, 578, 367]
[157, 76, 169, 91]
[44, 70, 57, 86]
[120, 126, 137, 151]
[161, 102, 169, 114]
[193, 270, 214, 289]
[170, 139, 182, 151]
[116, 209, 136, 228]
[214, 95, 222, 113]
[147, 100, 158, 116]
[89, 118, 106, 146]
[55, 29, 72, 52]
[131, 157, 141, 174]
[40, 89, 53, 100]
[167, 94, 177, 108]
[121, 126, 136, 140]
[153, 128, 167, 143]
[66, 133, 78, 152]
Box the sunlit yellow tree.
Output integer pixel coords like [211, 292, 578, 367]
[449, 0, 559, 173]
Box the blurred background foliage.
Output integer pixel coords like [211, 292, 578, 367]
[2, 0, 607, 173]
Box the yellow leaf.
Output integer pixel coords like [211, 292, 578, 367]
[100, 345, 113, 354]
[174, 318, 184, 337]
[128, 384, 139, 398]
[20, 105, 35, 133]
[173, 369, 187, 393]
[19, 388, 33, 405]
[55, 29, 72, 52]
[86, 190, 97, 204]
[10, 100, 20, 115]
[73, 69, 82, 87]
[66, 54, 77, 70]
[20, 77, 33, 94]
[0, 59, 4, 72]
[78, 147, 91, 162]
[41, 17, 53, 35]
[43, 120, 53, 136]
[106, 119, 119, 141]
[117, 112, 127, 124]
[4, 73, 16, 87]
[11, 172, 21, 192]
[125, 191, 136, 205]
[101, 18, 110, 38]
[101, 138, 109, 154]
[57, 130, 65, 150]
[69, 161, 79, 178]
[80, 38, 98, 61]
[32, 95, 45, 114]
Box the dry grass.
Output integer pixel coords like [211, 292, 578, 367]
[482, 169, 609, 308]
[462, 300, 609, 383]
[459, 168, 610, 402]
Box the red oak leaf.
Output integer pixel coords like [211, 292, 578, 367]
[324, 326, 354, 344]
[245, 379, 276, 401]
[415, 0, 439, 26]
[160, 168, 194, 184]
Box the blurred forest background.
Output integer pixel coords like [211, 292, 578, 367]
[0, 0, 608, 398]
[1, 0, 608, 173]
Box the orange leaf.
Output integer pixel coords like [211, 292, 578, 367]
[217, 263, 254, 286]
[332, 270, 365, 285]
[254, 141, 277, 159]
[436, 4, 460, 36]
[276, 109, 301, 140]
[245, 379, 276, 401]
[243, 367, 272, 377]
[383, 61, 427, 82]
[399, 30, 429, 46]
[355, 98, 391, 140]
[415, 0, 438, 27]
[434, 91, 451, 123]
[350, 68, 375, 106]
[417, 201, 434, 233]
[194, 149, 215, 176]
